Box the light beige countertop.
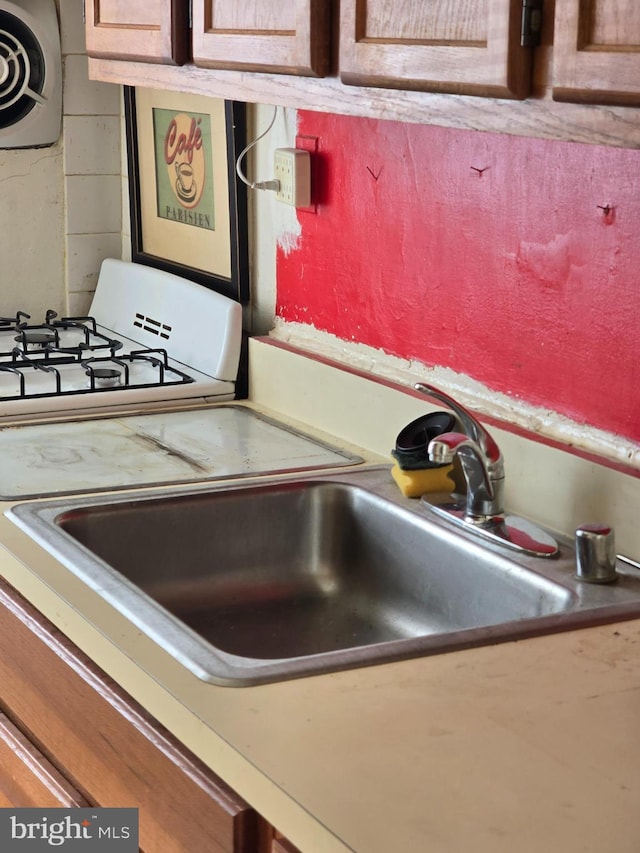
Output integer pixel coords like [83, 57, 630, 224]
[1, 338, 639, 852]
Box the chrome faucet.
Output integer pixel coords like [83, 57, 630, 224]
[413, 382, 558, 558]
[415, 383, 505, 521]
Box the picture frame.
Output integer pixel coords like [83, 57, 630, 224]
[124, 86, 249, 303]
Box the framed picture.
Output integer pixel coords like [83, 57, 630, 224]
[124, 87, 249, 303]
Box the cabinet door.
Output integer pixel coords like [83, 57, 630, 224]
[0, 713, 88, 808]
[191, 1, 330, 76]
[553, 0, 640, 105]
[339, 0, 533, 99]
[85, 0, 190, 65]
[0, 580, 258, 853]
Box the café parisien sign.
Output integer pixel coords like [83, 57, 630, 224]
[153, 108, 216, 231]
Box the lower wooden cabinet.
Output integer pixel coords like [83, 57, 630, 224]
[0, 712, 88, 808]
[0, 579, 298, 853]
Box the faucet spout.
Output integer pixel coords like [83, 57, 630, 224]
[414, 383, 505, 521]
[414, 383, 502, 470]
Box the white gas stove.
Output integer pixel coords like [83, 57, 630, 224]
[0, 258, 243, 421]
[0, 259, 360, 498]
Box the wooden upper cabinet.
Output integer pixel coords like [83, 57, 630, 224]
[553, 0, 640, 106]
[85, 0, 190, 65]
[191, 1, 330, 76]
[339, 0, 535, 99]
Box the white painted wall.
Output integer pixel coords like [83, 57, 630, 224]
[247, 103, 302, 334]
[60, 0, 122, 315]
[0, 0, 121, 317]
[0, 139, 65, 313]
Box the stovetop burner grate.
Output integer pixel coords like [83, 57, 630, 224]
[4, 310, 125, 360]
[0, 348, 195, 402]
[0, 259, 242, 416]
[0, 307, 198, 403]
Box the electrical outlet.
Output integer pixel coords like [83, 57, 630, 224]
[274, 148, 311, 207]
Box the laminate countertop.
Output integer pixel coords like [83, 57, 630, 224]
[1, 509, 639, 852]
[0, 339, 638, 852]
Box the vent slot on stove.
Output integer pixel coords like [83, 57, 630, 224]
[133, 312, 172, 341]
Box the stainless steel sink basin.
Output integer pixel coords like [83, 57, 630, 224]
[8, 467, 640, 685]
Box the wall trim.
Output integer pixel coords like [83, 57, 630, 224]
[268, 319, 640, 476]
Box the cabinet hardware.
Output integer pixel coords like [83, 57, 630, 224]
[521, 0, 542, 47]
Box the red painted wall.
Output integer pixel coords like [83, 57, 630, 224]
[276, 111, 640, 443]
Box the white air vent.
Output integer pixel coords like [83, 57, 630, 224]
[0, 0, 61, 149]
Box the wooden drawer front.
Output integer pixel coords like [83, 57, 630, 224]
[0, 580, 257, 853]
[339, 0, 533, 99]
[0, 712, 88, 808]
[553, 0, 640, 106]
[85, 0, 189, 65]
[192, 0, 330, 76]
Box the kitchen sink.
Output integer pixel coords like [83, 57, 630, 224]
[8, 467, 640, 685]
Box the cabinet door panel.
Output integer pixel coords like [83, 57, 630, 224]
[192, 0, 330, 76]
[339, 0, 533, 99]
[85, 0, 189, 65]
[0, 580, 258, 853]
[0, 713, 88, 807]
[553, 0, 640, 105]
[357, 0, 486, 42]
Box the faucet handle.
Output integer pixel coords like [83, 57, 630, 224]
[575, 523, 618, 584]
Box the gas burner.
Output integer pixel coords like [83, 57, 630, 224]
[80, 349, 194, 392]
[14, 329, 58, 351]
[84, 365, 122, 389]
